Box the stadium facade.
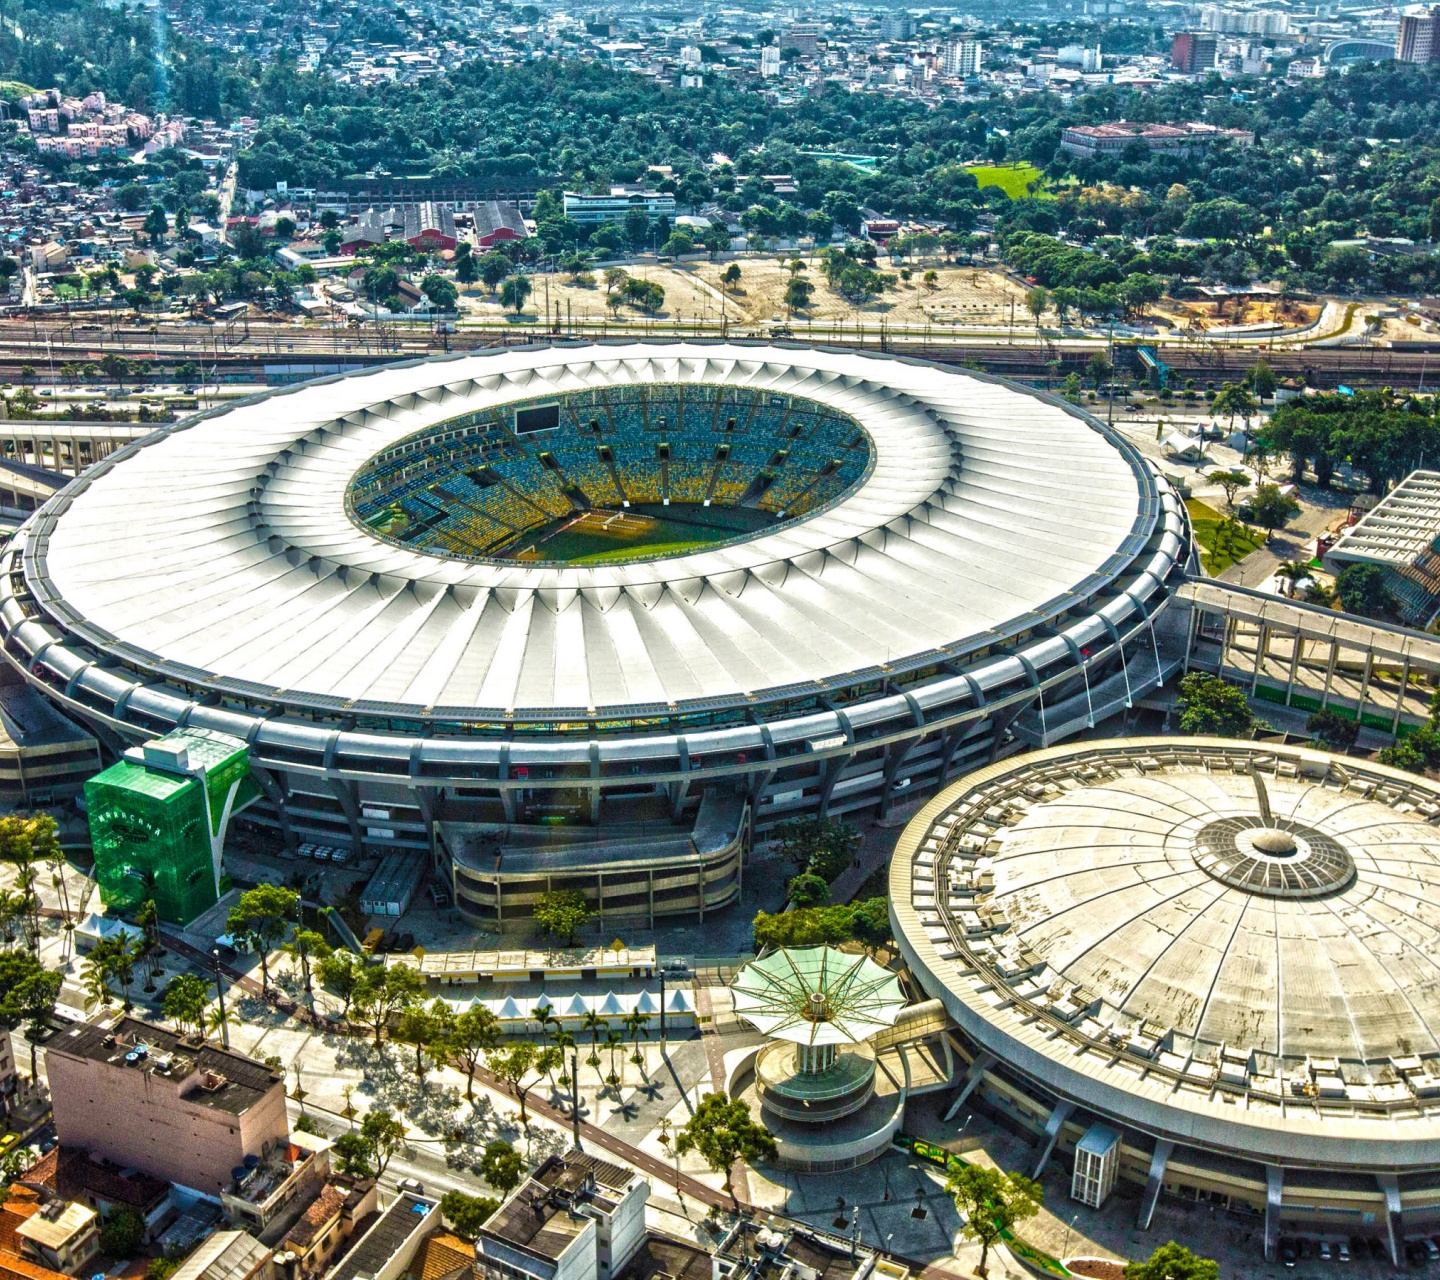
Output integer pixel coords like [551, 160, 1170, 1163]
[0, 343, 1190, 930]
[892, 739, 1440, 1264]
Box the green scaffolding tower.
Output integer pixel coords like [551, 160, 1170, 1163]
[86, 728, 259, 925]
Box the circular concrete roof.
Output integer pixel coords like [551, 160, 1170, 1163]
[26, 342, 1151, 719]
[891, 739, 1440, 1169]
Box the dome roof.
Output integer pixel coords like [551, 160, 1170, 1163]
[890, 739, 1440, 1170]
[992, 766, 1440, 1065]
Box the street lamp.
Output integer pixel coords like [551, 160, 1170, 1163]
[212, 949, 230, 1048]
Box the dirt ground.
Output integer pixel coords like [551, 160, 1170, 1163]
[457, 256, 1032, 331]
[1155, 298, 1322, 332]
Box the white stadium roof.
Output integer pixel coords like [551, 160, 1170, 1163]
[33, 343, 1147, 718]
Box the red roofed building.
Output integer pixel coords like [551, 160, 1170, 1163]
[1059, 120, 1254, 159]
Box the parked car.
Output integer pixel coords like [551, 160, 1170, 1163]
[1318, 1241, 1332, 1261]
[1426, 1239, 1440, 1261]
[1337, 1240, 1350, 1263]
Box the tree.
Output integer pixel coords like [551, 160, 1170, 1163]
[533, 888, 592, 946]
[500, 274, 532, 315]
[358, 1106, 407, 1177]
[353, 962, 424, 1046]
[787, 872, 829, 907]
[230, 221, 266, 261]
[143, 205, 169, 246]
[675, 1093, 777, 1208]
[1208, 469, 1251, 513]
[1025, 286, 1048, 327]
[478, 252, 511, 293]
[603, 266, 628, 296]
[1210, 383, 1259, 431]
[1123, 1242, 1219, 1280]
[1247, 483, 1300, 542]
[1247, 359, 1278, 402]
[478, 1139, 526, 1196]
[753, 905, 856, 951]
[99, 1208, 146, 1260]
[784, 276, 813, 316]
[421, 274, 458, 311]
[395, 1000, 454, 1088]
[226, 885, 298, 992]
[316, 949, 364, 1018]
[0, 950, 60, 1079]
[161, 973, 212, 1039]
[333, 1132, 373, 1177]
[1176, 672, 1254, 738]
[456, 253, 480, 285]
[448, 1005, 502, 1102]
[773, 816, 861, 882]
[849, 897, 893, 953]
[946, 1163, 1042, 1278]
[439, 1190, 500, 1241]
[1086, 352, 1111, 391]
[1335, 563, 1396, 619]
[721, 263, 742, 294]
[285, 928, 332, 1005]
[485, 1040, 561, 1126]
[1307, 709, 1359, 753]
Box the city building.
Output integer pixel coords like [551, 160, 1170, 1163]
[1322, 470, 1440, 624]
[1060, 120, 1255, 159]
[475, 1151, 648, 1280]
[401, 203, 457, 252]
[472, 202, 528, 248]
[620, 1222, 906, 1280]
[1170, 32, 1218, 72]
[781, 23, 821, 56]
[892, 738, 1440, 1264]
[324, 1192, 439, 1280]
[19, 1147, 171, 1233]
[1397, 7, 1440, 61]
[1200, 6, 1290, 34]
[878, 12, 913, 42]
[45, 1017, 291, 1201]
[0, 344, 1187, 920]
[85, 727, 257, 925]
[279, 1180, 379, 1277]
[760, 46, 780, 77]
[561, 189, 676, 224]
[941, 38, 983, 76]
[171, 1232, 273, 1280]
[11, 1202, 99, 1276]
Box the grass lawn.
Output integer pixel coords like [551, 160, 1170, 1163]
[966, 162, 1046, 200]
[570, 539, 711, 565]
[1186, 498, 1265, 574]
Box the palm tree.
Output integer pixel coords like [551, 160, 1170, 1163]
[604, 1031, 624, 1089]
[625, 1010, 649, 1069]
[534, 1001, 555, 1046]
[554, 1029, 576, 1089]
[82, 944, 117, 1010]
[1275, 560, 1310, 599]
[113, 938, 138, 1012]
[582, 1010, 607, 1071]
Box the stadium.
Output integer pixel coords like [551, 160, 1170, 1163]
[0, 342, 1189, 930]
[891, 738, 1440, 1265]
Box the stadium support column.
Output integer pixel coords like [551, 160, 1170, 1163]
[1320, 639, 1339, 709]
[1392, 652, 1413, 735]
[1250, 623, 1268, 694]
[1136, 1140, 1173, 1230]
[1357, 648, 1374, 720]
[1284, 626, 1302, 705]
[1378, 1173, 1403, 1266]
[1264, 1167, 1284, 1263]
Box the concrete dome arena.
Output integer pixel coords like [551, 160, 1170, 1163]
[0, 342, 1188, 930]
[891, 738, 1440, 1265]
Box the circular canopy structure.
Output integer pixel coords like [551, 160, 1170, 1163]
[892, 739, 1440, 1172]
[732, 946, 906, 1047]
